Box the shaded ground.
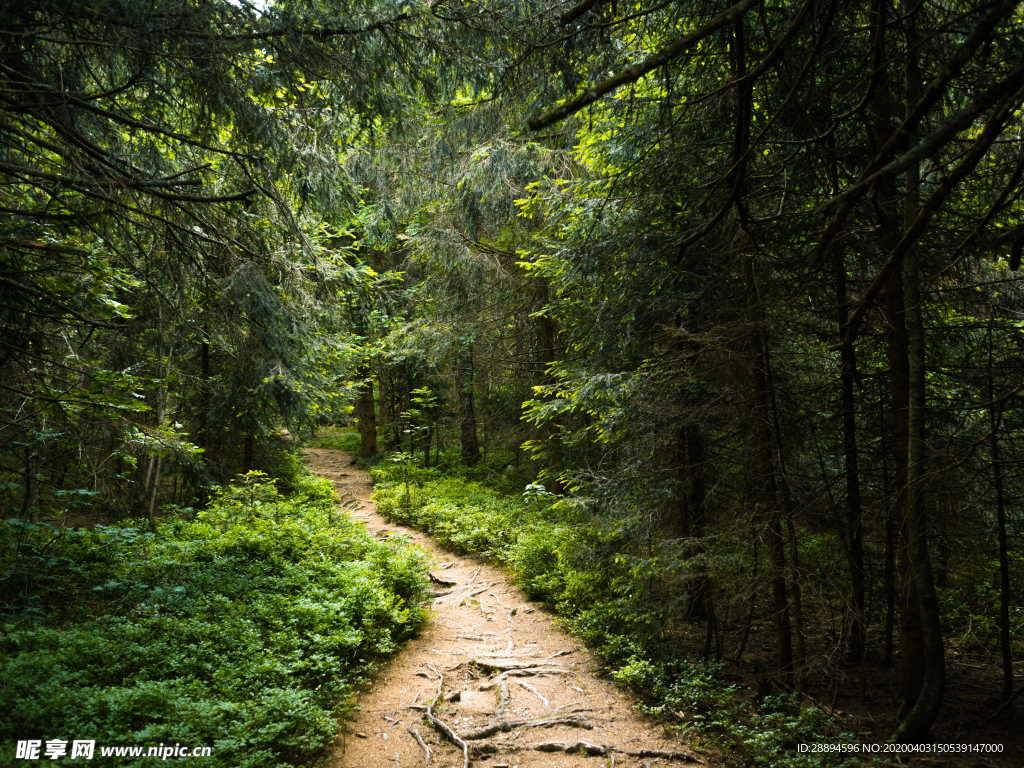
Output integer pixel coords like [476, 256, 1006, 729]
[303, 447, 702, 768]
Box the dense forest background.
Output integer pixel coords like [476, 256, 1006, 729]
[2, 0, 1023, 762]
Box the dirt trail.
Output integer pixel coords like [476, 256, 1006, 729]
[303, 447, 702, 768]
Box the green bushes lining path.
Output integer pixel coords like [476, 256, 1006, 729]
[371, 454, 858, 768]
[0, 473, 428, 768]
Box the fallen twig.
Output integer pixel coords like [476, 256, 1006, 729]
[406, 726, 432, 764]
[425, 704, 469, 768]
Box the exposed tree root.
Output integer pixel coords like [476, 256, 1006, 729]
[457, 714, 594, 741]
[406, 726, 431, 764]
[497, 681, 511, 715]
[428, 572, 457, 587]
[424, 704, 469, 768]
[534, 740, 609, 756]
[494, 666, 570, 681]
[471, 659, 547, 672]
[624, 747, 698, 762]
[515, 679, 549, 707]
[425, 664, 443, 703]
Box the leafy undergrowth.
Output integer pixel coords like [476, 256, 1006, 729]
[1, 472, 428, 768]
[309, 425, 362, 453]
[371, 455, 859, 768]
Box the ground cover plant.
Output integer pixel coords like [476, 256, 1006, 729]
[0, 473, 428, 768]
[370, 455, 859, 767]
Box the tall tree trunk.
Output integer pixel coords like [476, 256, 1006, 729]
[201, 338, 212, 463]
[869, 2, 925, 706]
[764, 331, 806, 684]
[459, 346, 481, 466]
[826, 100, 866, 667]
[744, 251, 793, 680]
[356, 365, 377, 458]
[536, 282, 564, 494]
[988, 325, 1014, 702]
[837, 256, 866, 664]
[243, 434, 254, 472]
[379, 370, 393, 429]
[881, 390, 896, 669]
[676, 425, 706, 537]
[892, 22, 944, 739]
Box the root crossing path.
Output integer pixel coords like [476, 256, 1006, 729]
[304, 448, 703, 768]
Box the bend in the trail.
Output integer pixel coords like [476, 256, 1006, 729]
[304, 447, 703, 768]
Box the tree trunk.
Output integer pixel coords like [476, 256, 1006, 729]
[837, 255, 866, 664]
[200, 338, 212, 463]
[764, 331, 806, 684]
[891, 22, 944, 739]
[356, 366, 377, 458]
[243, 433, 254, 472]
[744, 251, 793, 680]
[536, 282, 564, 494]
[379, 370, 393, 428]
[988, 325, 1014, 702]
[459, 346, 481, 466]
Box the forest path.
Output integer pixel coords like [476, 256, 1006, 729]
[303, 447, 703, 768]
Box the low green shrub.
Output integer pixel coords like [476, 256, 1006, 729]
[0, 472, 428, 768]
[310, 426, 361, 453]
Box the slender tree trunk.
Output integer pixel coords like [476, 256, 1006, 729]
[459, 346, 481, 466]
[882, 422, 896, 669]
[744, 252, 793, 680]
[201, 338, 212, 463]
[764, 330, 806, 684]
[243, 434, 254, 472]
[988, 325, 1014, 702]
[836, 257, 867, 664]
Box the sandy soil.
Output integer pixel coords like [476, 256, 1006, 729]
[302, 447, 703, 768]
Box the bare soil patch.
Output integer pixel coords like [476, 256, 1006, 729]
[303, 447, 703, 768]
